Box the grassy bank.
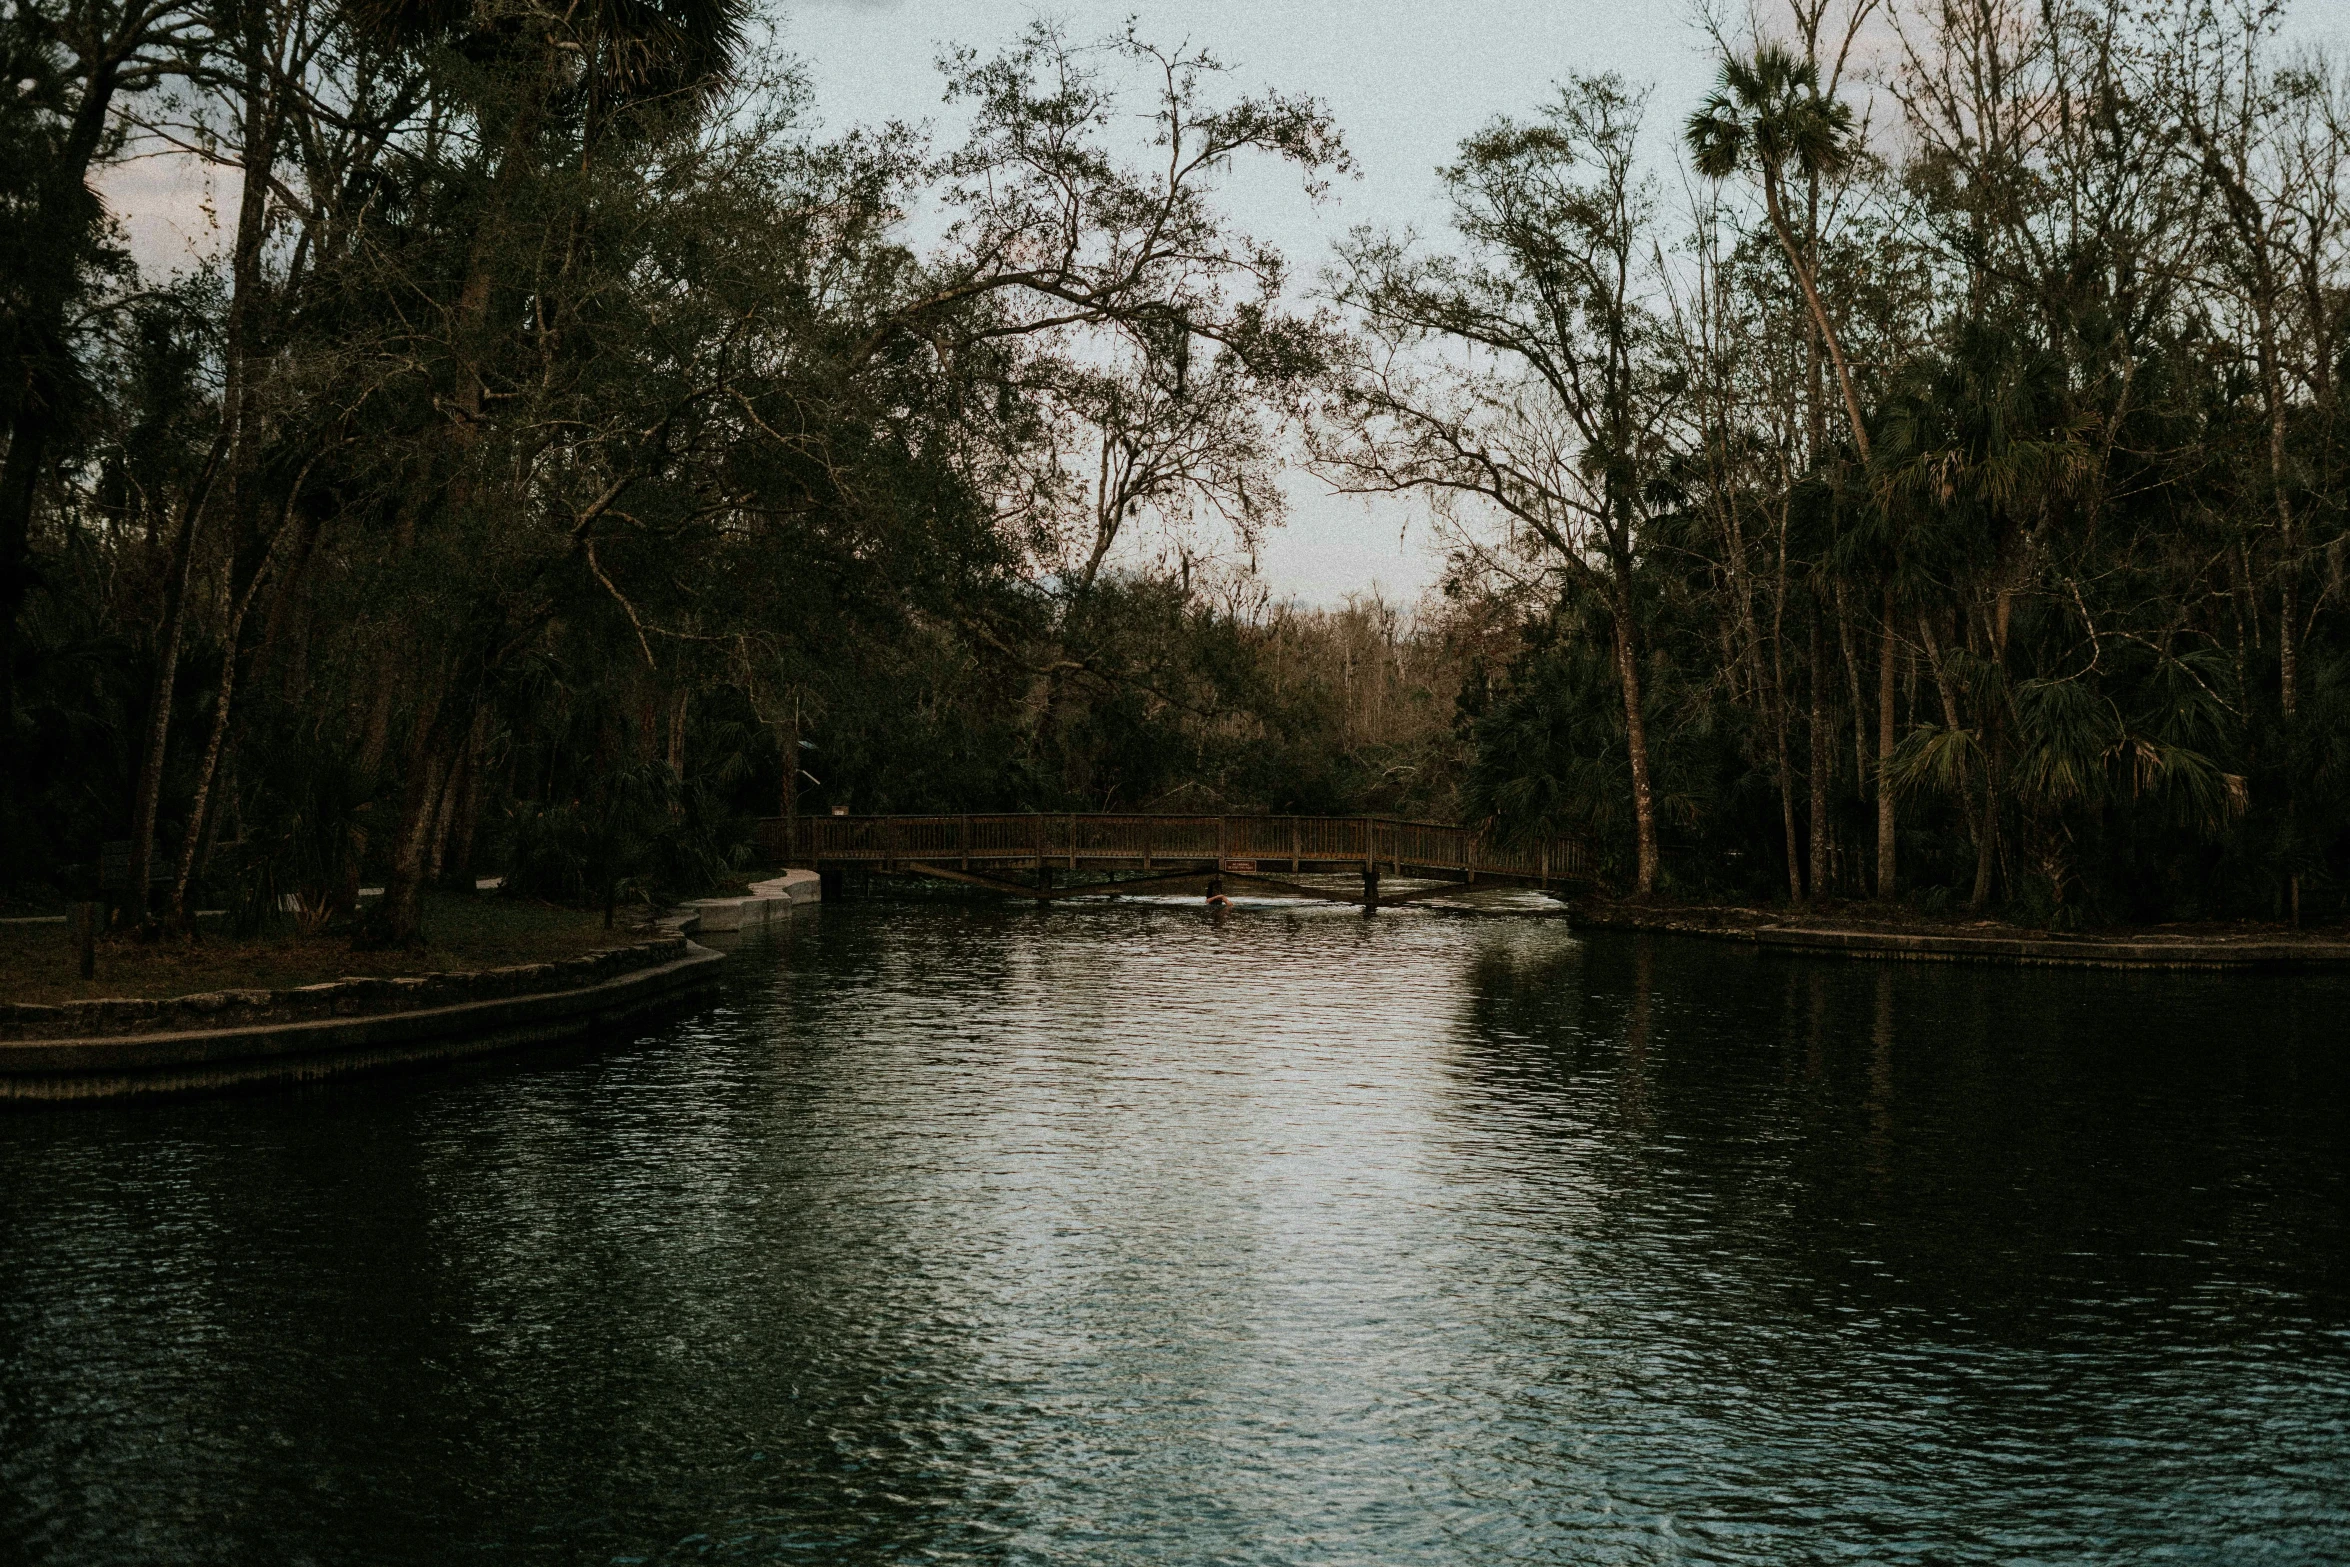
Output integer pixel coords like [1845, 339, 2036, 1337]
[2, 892, 639, 1007]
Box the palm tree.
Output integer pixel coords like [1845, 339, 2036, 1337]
[1874, 323, 2096, 910]
[1688, 43, 1898, 895]
[356, 0, 750, 415]
[358, 0, 746, 105]
[1684, 43, 1869, 465]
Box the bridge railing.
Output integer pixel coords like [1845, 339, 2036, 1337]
[756, 814, 1591, 885]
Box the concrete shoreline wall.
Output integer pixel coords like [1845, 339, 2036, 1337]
[0, 945, 729, 1102]
[1, 873, 824, 1101]
[1572, 904, 2350, 970]
[2, 936, 699, 1042]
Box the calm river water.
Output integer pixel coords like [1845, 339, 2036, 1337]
[3, 900, 2348, 1564]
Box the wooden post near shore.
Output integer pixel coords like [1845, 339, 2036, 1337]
[73, 901, 97, 980]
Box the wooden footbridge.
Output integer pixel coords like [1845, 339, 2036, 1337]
[754, 814, 1592, 909]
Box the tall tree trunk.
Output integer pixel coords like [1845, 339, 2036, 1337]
[1971, 716, 2001, 912]
[2266, 333, 2301, 924]
[172, 457, 329, 925]
[1809, 601, 1831, 901]
[1761, 173, 1871, 467]
[1875, 582, 1897, 901]
[666, 686, 690, 777]
[2274, 423, 2297, 724]
[379, 739, 454, 947]
[126, 435, 230, 924]
[443, 707, 490, 888]
[169, 40, 290, 928]
[1916, 610, 1982, 874]
[255, 497, 324, 697]
[1771, 539, 1799, 903]
[366, 680, 464, 948]
[1835, 580, 1868, 790]
[1611, 576, 1660, 898]
[425, 745, 461, 882]
[171, 575, 255, 928]
[1775, 685, 1802, 904]
[373, 598, 505, 946]
[342, 662, 400, 916]
[447, 54, 557, 448]
[127, 539, 198, 928]
[1722, 490, 1800, 902]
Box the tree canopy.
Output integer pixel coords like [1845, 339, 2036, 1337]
[7, 0, 2350, 938]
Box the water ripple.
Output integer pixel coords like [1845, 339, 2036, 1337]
[3, 903, 2347, 1564]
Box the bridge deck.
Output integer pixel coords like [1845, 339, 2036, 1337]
[755, 814, 1591, 897]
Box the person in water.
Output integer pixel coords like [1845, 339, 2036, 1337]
[1205, 875, 1230, 908]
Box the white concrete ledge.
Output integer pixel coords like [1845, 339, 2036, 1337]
[685, 869, 821, 931]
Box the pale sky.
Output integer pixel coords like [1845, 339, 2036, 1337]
[103, 0, 2350, 607]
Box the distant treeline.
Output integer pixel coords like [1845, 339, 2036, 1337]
[2, 0, 2346, 936]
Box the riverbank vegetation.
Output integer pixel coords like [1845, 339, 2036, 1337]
[5, 0, 2349, 941]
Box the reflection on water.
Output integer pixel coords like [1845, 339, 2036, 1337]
[2, 903, 2347, 1564]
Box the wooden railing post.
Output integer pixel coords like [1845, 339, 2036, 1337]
[1290, 818, 1300, 872]
[960, 814, 970, 870]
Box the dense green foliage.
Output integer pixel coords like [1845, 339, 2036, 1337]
[4, 0, 2348, 935]
[1318, 3, 2350, 923]
[0, 3, 1466, 938]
